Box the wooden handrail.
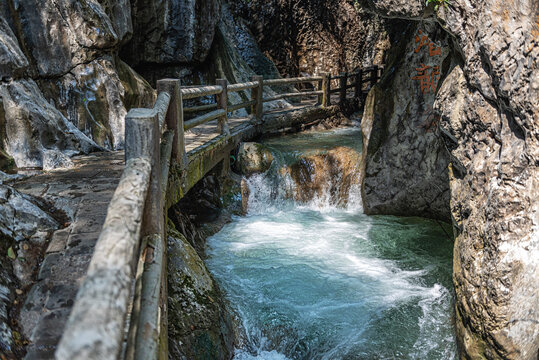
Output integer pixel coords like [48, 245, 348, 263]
[181, 85, 223, 100]
[263, 76, 322, 86]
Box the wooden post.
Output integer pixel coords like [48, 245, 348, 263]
[370, 66, 378, 89]
[339, 72, 347, 104]
[251, 75, 264, 124]
[355, 71, 362, 99]
[321, 73, 330, 107]
[156, 79, 185, 168]
[216, 79, 230, 135]
[317, 76, 323, 105]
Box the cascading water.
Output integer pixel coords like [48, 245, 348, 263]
[206, 127, 457, 359]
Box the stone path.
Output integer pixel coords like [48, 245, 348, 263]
[13, 152, 124, 359]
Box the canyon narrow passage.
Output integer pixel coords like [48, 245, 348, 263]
[206, 128, 456, 359]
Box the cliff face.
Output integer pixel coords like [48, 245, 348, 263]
[230, 0, 405, 77]
[0, 0, 155, 169]
[359, 0, 539, 358]
[360, 21, 451, 221]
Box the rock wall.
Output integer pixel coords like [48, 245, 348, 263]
[358, 0, 539, 358]
[230, 0, 406, 77]
[360, 22, 451, 221]
[0, 0, 155, 169]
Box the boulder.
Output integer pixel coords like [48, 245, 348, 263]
[283, 146, 361, 207]
[236, 142, 274, 176]
[0, 185, 59, 242]
[167, 228, 237, 360]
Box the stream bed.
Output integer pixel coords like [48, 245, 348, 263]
[206, 127, 457, 359]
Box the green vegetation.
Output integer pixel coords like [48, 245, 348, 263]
[426, 0, 450, 11]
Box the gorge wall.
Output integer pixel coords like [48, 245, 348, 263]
[358, 0, 538, 358]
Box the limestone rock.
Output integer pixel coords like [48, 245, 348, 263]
[236, 142, 274, 176]
[0, 80, 100, 169]
[0, 17, 29, 79]
[283, 146, 361, 207]
[360, 22, 451, 221]
[124, 0, 220, 67]
[0, 185, 59, 242]
[41, 57, 155, 150]
[357, 0, 539, 357]
[167, 228, 237, 360]
[231, 0, 402, 77]
[8, 0, 122, 77]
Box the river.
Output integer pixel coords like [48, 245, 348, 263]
[206, 127, 457, 360]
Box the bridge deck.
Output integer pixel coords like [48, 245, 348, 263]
[12, 94, 347, 359]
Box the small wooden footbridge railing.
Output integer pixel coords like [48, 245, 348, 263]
[55, 65, 383, 360]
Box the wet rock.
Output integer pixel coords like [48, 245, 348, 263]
[284, 146, 361, 207]
[236, 142, 274, 176]
[0, 237, 17, 358]
[359, 22, 451, 221]
[167, 227, 238, 360]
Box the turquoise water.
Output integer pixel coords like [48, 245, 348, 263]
[206, 128, 457, 359]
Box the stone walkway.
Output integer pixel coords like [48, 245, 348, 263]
[13, 152, 124, 359]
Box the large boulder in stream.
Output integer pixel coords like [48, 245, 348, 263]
[283, 146, 361, 207]
[236, 142, 274, 177]
[167, 227, 238, 360]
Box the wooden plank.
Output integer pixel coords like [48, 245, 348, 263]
[55, 157, 152, 360]
[134, 233, 163, 360]
[339, 73, 347, 103]
[355, 71, 362, 98]
[181, 85, 223, 100]
[153, 92, 171, 133]
[183, 109, 226, 131]
[263, 76, 322, 86]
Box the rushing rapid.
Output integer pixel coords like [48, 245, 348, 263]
[206, 128, 457, 360]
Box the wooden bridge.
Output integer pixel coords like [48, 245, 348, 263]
[15, 66, 382, 360]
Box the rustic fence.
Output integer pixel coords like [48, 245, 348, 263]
[55, 65, 382, 360]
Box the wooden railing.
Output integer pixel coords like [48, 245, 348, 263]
[55, 66, 383, 360]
